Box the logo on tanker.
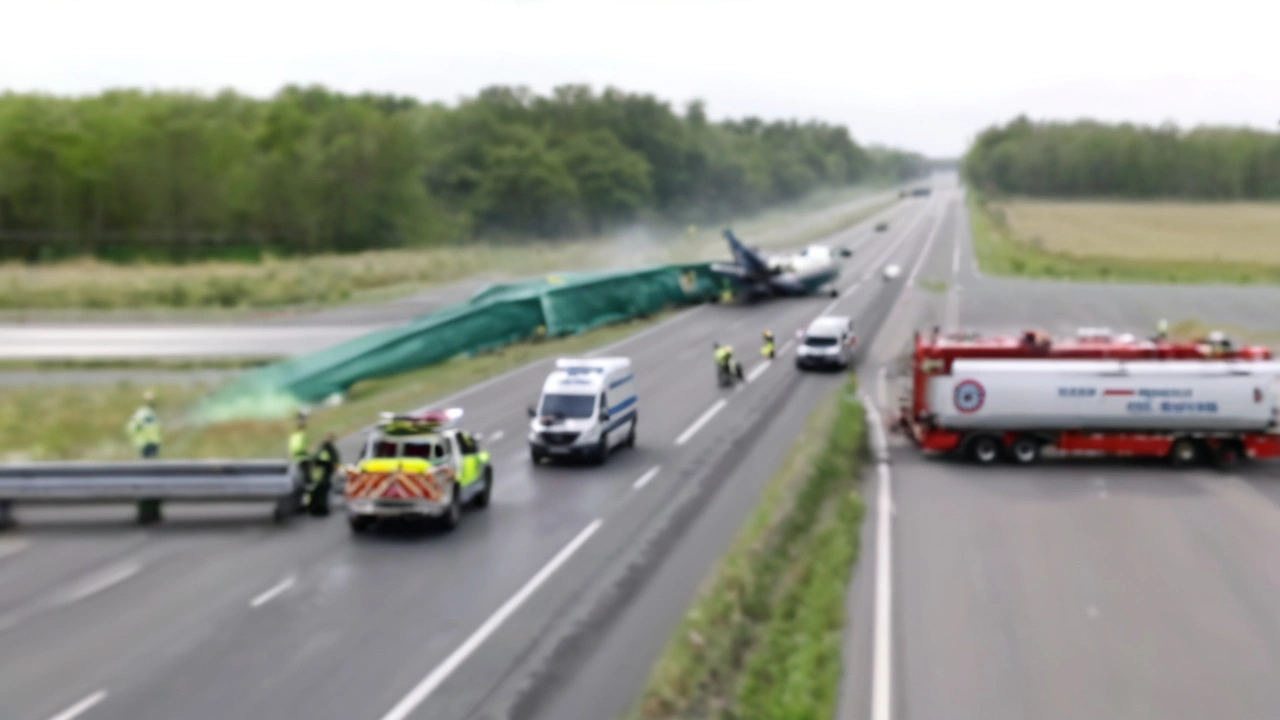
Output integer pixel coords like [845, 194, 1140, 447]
[953, 379, 985, 413]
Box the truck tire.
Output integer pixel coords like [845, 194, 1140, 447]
[1009, 436, 1040, 465]
[1168, 437, 1200, 468]
[625, 417, 637, 449]
[472, 467, 493, 509]
[348, 515, 374, 534]
[438, 483, 462, 532]
[968, 435, 1002, 465]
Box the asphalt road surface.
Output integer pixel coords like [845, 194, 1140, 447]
[838, 177, 1280, 720]
[0, 191, 935, 720]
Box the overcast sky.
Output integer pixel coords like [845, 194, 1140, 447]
[5, 0, 1278, 156]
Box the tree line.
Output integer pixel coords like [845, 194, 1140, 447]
[964, 116, 1280, 199]
[0, 85, 928, 262]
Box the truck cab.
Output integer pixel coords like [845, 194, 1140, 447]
[345, 409, 492, 533]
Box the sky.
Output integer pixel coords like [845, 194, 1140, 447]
[5, 0, 1278, 157]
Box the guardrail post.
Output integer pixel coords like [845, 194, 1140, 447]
[137, 499, 163, 525]
[0, 500, 12, 530]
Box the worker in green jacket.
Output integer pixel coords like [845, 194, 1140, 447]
[126, 391, 162, 458]
[289, 413, 311, 511]
[127, 391, 164, 524]
[303, 432, 339, 516]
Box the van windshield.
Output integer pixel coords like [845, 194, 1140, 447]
[540, 394, 596, 419]
[804, 336, 839, 347]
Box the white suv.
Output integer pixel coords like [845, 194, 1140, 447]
[795, 316, 857, 371]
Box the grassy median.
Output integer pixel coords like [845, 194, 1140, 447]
[626, 375, 866, 720]
[970, 194, 1280, 284]
[0, 312, 672, 462]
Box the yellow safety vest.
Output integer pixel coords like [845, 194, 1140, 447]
[126, 406, 161, 448]
[289, 430, 308, 461]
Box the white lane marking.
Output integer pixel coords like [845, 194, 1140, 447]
[378, 519, 603, 720]
[841, 282, 861, 299]
[632, 466, 661, 490]
[250, 574, 297, 608]
[952, 226, 961, 276]
[47, 690, 108, 720]
[778, 338, 796, 357]
[746, 360, 771, 383]
[877, 367, 888, 410]
[865, 401, 894, 720]
[487, 430, 505, 444]
[907, 201, 950, 286]
[0, 537, 29, 560]
[54, 562, 142, 605]
[674, 399, 728, 446]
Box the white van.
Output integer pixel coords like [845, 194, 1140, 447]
[795, 315, 857, 371]
[528, 357, 637, 464]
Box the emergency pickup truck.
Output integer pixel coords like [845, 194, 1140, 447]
[344, 408, 492, 533]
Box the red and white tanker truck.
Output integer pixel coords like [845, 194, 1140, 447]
[897, 327, 1280, 468]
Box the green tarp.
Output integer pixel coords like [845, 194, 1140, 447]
[196, 262, 721, 421]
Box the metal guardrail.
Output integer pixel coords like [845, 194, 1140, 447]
[0, 459, 301, 527]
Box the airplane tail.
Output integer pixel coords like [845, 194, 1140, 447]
[722, 230, 769, 277]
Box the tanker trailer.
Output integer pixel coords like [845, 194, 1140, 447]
[911, 358, 1280, 468]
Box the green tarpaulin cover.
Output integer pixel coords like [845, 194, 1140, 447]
[196, 262, 720, 421]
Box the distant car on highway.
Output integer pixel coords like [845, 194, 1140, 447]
[795, 316, 857, 371]
[911, 187, 931, 197]
[875, 221, 889, 232]
[883, 264, 902, 281]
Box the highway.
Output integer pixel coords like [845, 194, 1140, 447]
[838, 179, 1280, 720]
[0, 188, 938, 720]
[9, 172, 1280, 720]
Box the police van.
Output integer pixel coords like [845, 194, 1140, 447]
[528, 357, 637, 464]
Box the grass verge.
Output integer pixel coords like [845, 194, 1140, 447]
[0, 186, 896, 314]
[969, 194, 1280, 284]
[0, 357, 273, 372]
[626, 374, 866, 720]
[0, 311, 672, 462]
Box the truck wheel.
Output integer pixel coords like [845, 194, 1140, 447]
[968, 435, 1002, 465]
[626, 418, 637, 448]
[1009, 437, 1040, 465]
[438, 484, 462, 532]
[1169, 438, 1200, 468]
[472, 467, 493, 509]
[348, 515, 374, 534]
